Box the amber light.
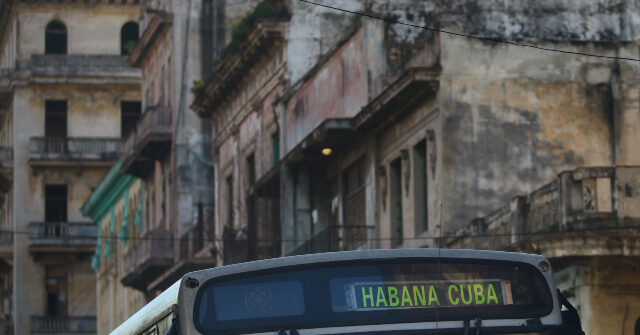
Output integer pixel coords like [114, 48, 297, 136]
[321, 148, 332, 156]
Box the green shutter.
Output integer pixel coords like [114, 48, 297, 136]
[120, 190, 130, 245]
[91, 251, 101, 272]
[110, 208, 115, 233]
[105, 232, 111, 259]
[123, 190, 129, 221]
[134, 191, 143, 230]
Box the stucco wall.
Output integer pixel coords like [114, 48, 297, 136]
[17, 4, 139, 57]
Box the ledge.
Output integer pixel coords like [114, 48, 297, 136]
[128, 11, 172, 67]
[192, 20, 287, 116]
[30, 54, 140, 84]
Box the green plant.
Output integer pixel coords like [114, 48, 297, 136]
[123, 40, 138, 54]
[225, 0, 290, 56]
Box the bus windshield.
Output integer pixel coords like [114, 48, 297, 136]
[194, 257, 554, 334]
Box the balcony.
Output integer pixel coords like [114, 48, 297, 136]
[29, 222, 95, 255]
[448, 166, 640, 257]
[147, 222, 216, 292]
[31, 316, 96, 335]
[121, 230, 173, 291]
[288, 224, 375, 256]
[0, 230, 12, 262]
[0, 317, 13, 335]
[29, 54, 140, 85]
[29, 137, 121, 166]
[121, 106, 172, 177]
[0, 146, 12, 194]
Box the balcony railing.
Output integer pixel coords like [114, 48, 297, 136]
[331, 224, 376, 250]
[29, 222, 96, 253]
[121, 229, 173, 291]
[30, 137, 121, 165]
[288, 224, 376, 256]
[0, 146, 12, 194]
[448, 166, 640, 252]
[31, 316, 96, 334]
[121, 106, 172, 177]
[0, 230, 12, 247]
[30, 54, 138, 79]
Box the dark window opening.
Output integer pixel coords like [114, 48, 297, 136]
[45, 100, 67, 138]
[121, 21, 139, 55]
[413, 139, 428, 234]
[635, 317, 640, 335]
[45, 184, 67, 223]
[45, 21, 67, 55]
[121, 101, 141, 138]
[45, 265, 67, 317]
[226, 175, 234, 228]
[342, 159, 366, 249]
[271, 131, 279, 167]
[390, 158, 403, 247]
[246, 153, 255, 187]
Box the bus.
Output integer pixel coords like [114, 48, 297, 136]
[110, 249, 584, 335]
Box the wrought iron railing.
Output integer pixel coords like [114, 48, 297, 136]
[122, 229, 173, 277]
[122, 106, 172, 158]
[30, 137, 121, 162]
[30, 316, 96, 334]
[28, 222, 95, 247]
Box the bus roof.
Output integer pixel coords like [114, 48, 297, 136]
[110, 279, 181, 335]
[110, 249, 557, 335]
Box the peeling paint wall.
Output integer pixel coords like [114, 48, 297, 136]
[4, 3, 141, 334]
[285, 28, 367, 153]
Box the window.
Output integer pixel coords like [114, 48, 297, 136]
[45, 21, 67, 54]
[413, 140, 428, 234]
[121, 101, 141, 138]
[635, 317, 640, 335]
[342, 159, 366, 249]
[121, 21, 139, 55]
[271, 131, 279, 166]
[246, 153, 256, 187]
[390, 158, 403, 247]
[45, 100, 67, 138]
[45, 185, 67, 223]
[45, 265, 67, 317]
[226, 175, 234, 228]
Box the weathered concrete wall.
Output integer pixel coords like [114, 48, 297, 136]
[7, 4, 141, 334]
[95, 180, 145, 335]
[555, 257, 640, 335]
[437, 33, 630, 231]
[0, 11, 18, 69]
[284, 28, 367, 153]
[16, 4, 138, 57]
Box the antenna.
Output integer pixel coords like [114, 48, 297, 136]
[435, 202, 444, 334]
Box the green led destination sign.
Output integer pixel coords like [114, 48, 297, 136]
[345, 280, 512, 311]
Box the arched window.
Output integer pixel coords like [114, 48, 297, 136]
[121, 21, 139, 55]
[45, 21, 67, 54]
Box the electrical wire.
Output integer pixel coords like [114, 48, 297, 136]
[1, 224, 638, 243]
[298, 0, 640, 62]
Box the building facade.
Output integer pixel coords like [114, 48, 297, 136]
[448, 166, 640, 334]
[192, 0, 640, 332]
[82, 0, 216, 333]
[0, 1, 141, 334]
[80, 160, 146, 334]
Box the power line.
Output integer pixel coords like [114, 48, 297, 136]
[298, 0, 640, 62]
[1, 224, 639, 243]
